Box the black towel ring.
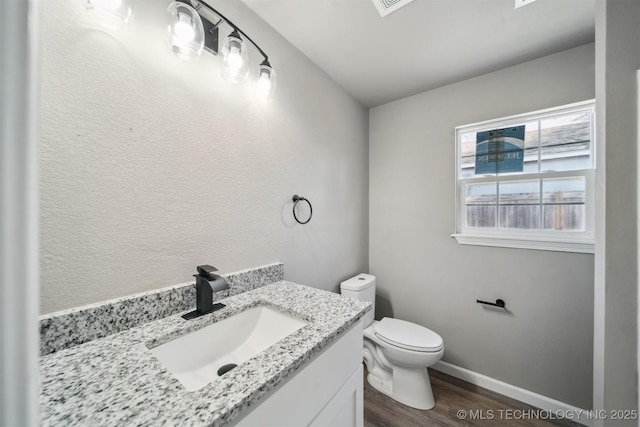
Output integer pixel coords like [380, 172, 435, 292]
[292, 195, 312, 224]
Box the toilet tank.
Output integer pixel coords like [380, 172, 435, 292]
[340, 274, 375, 327]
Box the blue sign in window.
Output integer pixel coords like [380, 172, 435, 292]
[475, 126, 525, 175]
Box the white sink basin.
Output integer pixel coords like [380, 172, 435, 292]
[150, 305, 308, 391]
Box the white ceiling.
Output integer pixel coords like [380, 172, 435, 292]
[241, 0, 595, 107]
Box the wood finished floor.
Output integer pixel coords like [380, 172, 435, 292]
[363, 367, 582, 427]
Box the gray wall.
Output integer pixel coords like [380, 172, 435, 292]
[369, 43, 595, 409]
[39, 0, 369, 314]
[594, 0, 639, 420]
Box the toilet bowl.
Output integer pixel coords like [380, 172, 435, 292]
[340, 274, 443, 410]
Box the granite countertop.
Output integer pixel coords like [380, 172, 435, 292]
[40, 281, 370, 426]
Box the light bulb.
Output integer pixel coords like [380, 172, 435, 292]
[221, 32, 250, 83]
[254, 62, 277, 101]
[174, 13, 195, 43]
[257, 71, 272, 93]
[226, 46, 244, 73]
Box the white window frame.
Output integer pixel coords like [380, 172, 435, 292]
[452, 100, 595, 254]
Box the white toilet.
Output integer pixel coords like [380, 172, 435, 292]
[340, 273, 443, 410]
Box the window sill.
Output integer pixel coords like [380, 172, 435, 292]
[451, 233, 595, 254]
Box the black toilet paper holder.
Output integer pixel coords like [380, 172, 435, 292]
[476, 298, 506, 308]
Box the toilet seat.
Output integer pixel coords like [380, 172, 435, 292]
[374, 318, 443, 352]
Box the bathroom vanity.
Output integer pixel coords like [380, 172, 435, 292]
[39, 273, 369, 426]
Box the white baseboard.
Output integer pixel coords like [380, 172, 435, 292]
[432, 361, 592, 427]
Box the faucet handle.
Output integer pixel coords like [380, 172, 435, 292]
[197, 264, 218, 278]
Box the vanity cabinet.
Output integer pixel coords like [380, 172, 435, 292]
[231, 320, 364, 427]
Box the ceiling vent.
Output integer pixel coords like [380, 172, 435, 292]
[371, 0, 416, 17]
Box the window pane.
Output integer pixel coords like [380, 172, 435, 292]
[542, 177, 586, 231]
[467, 206, 496, 228]
[465, 182, 497, 204]
[542, 177, 585, 204]
[459, 131, 476, 178]
[465, 183, 496, 228]
[540, 111, 591, 172]
[543, 205, 585, 231]
[499, 180, 540, 204]
[499, 206, 540, 229]
[498, 180, 540, 229]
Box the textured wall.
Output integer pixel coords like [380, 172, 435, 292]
[39, 0, 369, 314]
[369, 44, 595, 409]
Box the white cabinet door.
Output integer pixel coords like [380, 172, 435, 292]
[309, 364, 363, 427]
[233, 320, 363, 427]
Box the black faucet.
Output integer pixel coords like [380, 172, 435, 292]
[182, 265, 229, 320]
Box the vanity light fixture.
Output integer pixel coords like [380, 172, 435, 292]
[85, 0, 277, 100]
[166, 0, 277, 99]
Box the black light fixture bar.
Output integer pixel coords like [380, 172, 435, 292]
[200, 15, 220, 55]
[178, 0, 270, 64]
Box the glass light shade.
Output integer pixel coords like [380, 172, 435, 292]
[85, 0, 132, 30]
[165, 2, 204, 61]
[221, 32, 250, 83]
[255, 63, 277, 101]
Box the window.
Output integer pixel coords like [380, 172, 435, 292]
[452, 100, 595, 253]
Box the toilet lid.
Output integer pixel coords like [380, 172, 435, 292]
[374, 318, 443, 352]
